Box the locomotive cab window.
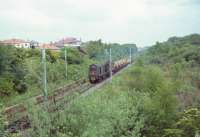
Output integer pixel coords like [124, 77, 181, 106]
[90, 65, 97, 71]
[99, 67, 101, 74]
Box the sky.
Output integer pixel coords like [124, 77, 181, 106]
[0, 0, 200, 47]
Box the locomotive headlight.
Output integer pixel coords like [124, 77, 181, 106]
[91, 77, 95, 81]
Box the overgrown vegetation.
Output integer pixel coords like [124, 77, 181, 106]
[84, 39, 137, 62]
[0, 41, 136, 106]
[0, 45, 94, 106]
[137, 34, 200, 136]
[13, 63, 193, 137]
[2, 34, 200, 136]
[0, 104, 9, 137]
[140, 34, 200, 108]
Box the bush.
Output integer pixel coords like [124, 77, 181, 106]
[0, 77, 14, 96]
[60, 48, 84, 64]
[47, 61, 65, 83]
[57, 89, 145, 137]
[0, 46, 27, 96]
[13, 81, 28, 94]
[25, 76, 145, 137]
[126, 66, 166, 94]
[46, 50, 59, 63]
[124, 65, 178, 136]
[0, 104, 7, 137]
[163, 108, 200, 137]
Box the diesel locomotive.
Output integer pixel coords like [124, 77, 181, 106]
[89, 59, 130, 83]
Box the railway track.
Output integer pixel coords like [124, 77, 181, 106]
[4, 79, 91, 133]
[3, 63, 132, 133]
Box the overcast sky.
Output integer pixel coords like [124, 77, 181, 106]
[0, 0, 200, 47]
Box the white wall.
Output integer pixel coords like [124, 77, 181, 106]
[14, 43, 31, 48]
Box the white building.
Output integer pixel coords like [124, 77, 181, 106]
[1, 39, 31, 48]
[55, 37, 82, 48]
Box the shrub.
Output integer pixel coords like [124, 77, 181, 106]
[126, 65, 166, 94]
[0, 104, 7, 137]
[0, 46, 27, 96]
[13, 81, 28, 94]
[46, 50, 59, 63]
[60, 48, 84, 64]
[163, 108, 200, 137]
[0, 77, 14, 96]
[125, 65, 178, 136]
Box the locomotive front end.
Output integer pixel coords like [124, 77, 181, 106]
[89, 64, 98, 83]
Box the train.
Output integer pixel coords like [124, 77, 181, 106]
[89, 59, 130, 83]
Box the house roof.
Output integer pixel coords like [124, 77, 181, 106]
[63, 37, 80, 44]
[1, 39, 29, 44]
[39, 43, 60, 50]
[57, 37, 81, 44]
[0, 41, 5, 46]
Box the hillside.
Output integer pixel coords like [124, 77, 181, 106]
[140, 34, 200, 107]
[0, 46, 94, 106]
[1, 35, 200, 137]
[145, 34, 200, 66]
[0, 41, 137, 106]
[66, 34, 200, 137]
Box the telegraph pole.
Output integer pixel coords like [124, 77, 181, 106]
[129, 47, 132, 63]
[64, 47, 67, 79]
[42, 49, 48, 101]
[109, 48, 112, 81]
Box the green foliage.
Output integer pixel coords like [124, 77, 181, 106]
[85, 40, 137, 62]
[176, 108, 200, 136]
[63, 90, 144, 137]
[137, 34, 200, 136]
[0, 106, 4, 136]
[163, 129, 183, 137]
[46, 50, 58, 63]
[25, 63, 180, 137]
[0, 104, 7, 137]
[47, 61, 65, 82]
[139, 34, 200, 106]
[141, 86, 178, 137]
[126, 66, 167, 93]
[2, 34, 200, 137]
[107, 43, 137, 61]
[0, 45, 93, 106]
[25, 68, 147, 137]
[145, 34, 200, 66]
[163, 108, 200, 137]
[85, 39, 105, 59]
[24, 57, 42, 86]
[0, 77, 14, 96]
[124, 65, 178, 136]
[135, 58, 144, 67]
[0, 46, 27, 96]
[60, 48, 84, 64]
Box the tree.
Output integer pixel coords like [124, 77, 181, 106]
[0, 46, 27, 96]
